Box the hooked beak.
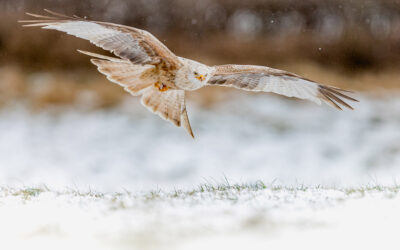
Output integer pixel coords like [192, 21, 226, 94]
[196, 75, 206, 81]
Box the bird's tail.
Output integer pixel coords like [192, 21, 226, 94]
[140, 87, 194, 138]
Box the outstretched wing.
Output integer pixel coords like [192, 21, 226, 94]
[79, 50, 156, 96]
[20, 11, 192, 137]
[208, 64, 358, 110]
[141, 87, 194, 138]
[19, 10, 182, 71]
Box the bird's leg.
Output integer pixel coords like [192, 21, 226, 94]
[154, 82, 169, 92]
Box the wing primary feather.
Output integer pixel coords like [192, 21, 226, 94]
[319, 86, 355, 110]
[323, 90, 354, 110]
[328, 86, 354, 93]
[320, 85, 359, 102]
[319, 89, 344, 110]
[324, 95, 342, 110]
[21, 22, 63, 27]
[19, 20, 61, 23]
[25, 13, 57, 19]
[43, 9, 77, 19]
[77, 50, 126, 62]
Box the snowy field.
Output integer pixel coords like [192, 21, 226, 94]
[1, 184, 399, 250]
[1, 93, 400, 249]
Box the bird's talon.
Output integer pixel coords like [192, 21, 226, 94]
[154, 82, 169, 92]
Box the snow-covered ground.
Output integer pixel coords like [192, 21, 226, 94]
[1, 93, 400, 249]
[1, 184, 399, 250]
[1, 93, 400, 191]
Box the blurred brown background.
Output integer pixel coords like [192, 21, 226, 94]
[1, 0, 400, 109]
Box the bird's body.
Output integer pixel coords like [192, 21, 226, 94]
[20, 10, 358, 138]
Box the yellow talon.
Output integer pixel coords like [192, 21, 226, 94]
[154, 82, 169, 92]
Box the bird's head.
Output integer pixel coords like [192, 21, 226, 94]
[175, 57, 214, 90]
[186, 59, 213, 85]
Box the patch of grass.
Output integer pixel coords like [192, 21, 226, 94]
[64, 189, 105, 199]
[2, 183, 400, 206]
[342, 185, 400, 196]
[197, 180, 267, 194]
[8, 187, 49, 200]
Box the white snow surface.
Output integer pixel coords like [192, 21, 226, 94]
[0, 93, 400, 191]
[1, 93, 400, 249]
[0, 185, 399, 250]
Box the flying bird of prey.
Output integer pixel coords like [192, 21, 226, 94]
[20, 10, 358, 138]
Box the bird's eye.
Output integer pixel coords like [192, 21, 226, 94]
[194, 71, 198, 75]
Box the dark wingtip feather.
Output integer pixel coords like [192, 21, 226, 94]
[20, 10, 84, 27]
[25, 12, 56, 19]
[43, 9, 74, 19]
[320, 85, 359, 102]
[321, 91, 343, 110]
[319, 85, 358, 110]
[328, 86, 355, 93]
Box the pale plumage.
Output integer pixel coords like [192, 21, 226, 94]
[208, 65, 357, 110]
[20, 10, 358, 138]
